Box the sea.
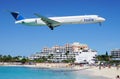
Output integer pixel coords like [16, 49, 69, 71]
[0, 66, 109, 79]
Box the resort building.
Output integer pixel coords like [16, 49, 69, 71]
[29, 42, 97, 64]
[72, 42, 88, 52]
[111, 49, 120, 60]
[75, 49, 97, 64]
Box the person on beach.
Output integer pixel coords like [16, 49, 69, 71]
[99, 65, 101, 70]
[116, 75, 120, 79]
[116, 65, 119, 70]
[99, 62, 102, 70]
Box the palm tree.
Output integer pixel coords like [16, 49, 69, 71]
[13, 56, 20, 62]
[48, 54, 54, 59]
[7, 55, 12, 62]
[42, 56, 47, 62]
[96, 54, 110, 61]
[0, 55, 2, 62]
[50, 54, 54, 59]
[65, 51, 69, 60]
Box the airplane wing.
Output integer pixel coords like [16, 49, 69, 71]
[34, 13, 61, 30]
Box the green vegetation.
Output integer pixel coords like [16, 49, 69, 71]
[65, 51, 69, 59]
[96, 51, 120, 65]
[62, 58, 75, 63]
[33, 56, 48, 63]
[0, 55, 29, 64]
[96, 51, 111, 61]
[0, 54, 75, 63]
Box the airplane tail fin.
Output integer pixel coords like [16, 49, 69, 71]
[10, 12, 24, 21]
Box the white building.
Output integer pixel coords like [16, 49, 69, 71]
[72, 42, 88, 52]
[29, 42, 97, 64]
[111, 49, 120, 60]
[75, 49, 97, 64]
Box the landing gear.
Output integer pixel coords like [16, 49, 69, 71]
[48, 25, 54, 30]
[47, 23, 54, 30]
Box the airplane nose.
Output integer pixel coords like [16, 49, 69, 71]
[102, 18, 105, 21]
[99, 17, 106, 22]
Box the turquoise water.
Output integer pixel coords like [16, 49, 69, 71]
[0, 66, 107, 79]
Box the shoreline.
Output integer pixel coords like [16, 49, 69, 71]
[0, 63, 119, 79]
[85, 66, 120, 79]
[0, 63, 90, 71]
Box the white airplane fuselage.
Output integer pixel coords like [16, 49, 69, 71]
[15, 15, 105, 26]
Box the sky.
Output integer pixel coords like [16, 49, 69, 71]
[0, 0, 120, 56]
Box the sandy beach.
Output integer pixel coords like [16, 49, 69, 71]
[85, 66, 120, 79]
[0, 62, 120, 79]
[25, 63, 120, 79]
[28, 63, 120, 79]
[20, 63, 70, 69]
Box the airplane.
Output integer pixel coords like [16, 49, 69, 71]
[10, 12, 105, 30]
